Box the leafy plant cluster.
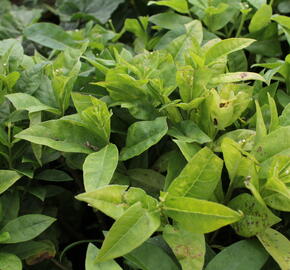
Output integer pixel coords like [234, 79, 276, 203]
[0, 0, 289, 269]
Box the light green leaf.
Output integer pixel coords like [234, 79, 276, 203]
[263, 176, 290, 212]
[228, 194, 280, 237]
[86, 243, 122, 270]
[24, 23, 78, 50]
[72, 93, 111, 146]
[0, 214, 56, 244]
[167, 147, 223, 200]
[0, 170, 21, 195]
[76, 185, 158, 220]
[96, 202, 160, 262]
[205, 239, 269, 270]
[0, 253, 22, 270]
[120, 117, 168, 161]
[272, 15, 290, 29]
[257, 228, 290, 270]
[249, 5, 272, 33]
[211, 72, 266, 84]
[205, 38, 255, 66]
[83, 144, 118, 192]
[148, 0, 189, 14]
[163, 225, 205, 270]
[15, 120, 99, 154]
[163, 194, 242, 233]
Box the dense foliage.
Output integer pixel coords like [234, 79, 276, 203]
[0, 0, 289, 269]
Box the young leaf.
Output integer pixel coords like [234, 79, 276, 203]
[0, 170, 21, 195]
[15, 120, 99, 154]
[86, 243, 122, 270]
[167, 147, 223, 200]
[205, 38, 255, 66]
[257, 228, 290, 270]
[205, 239, 269, 270]
[76, 185, 158, 220]
[96, 202, 160, 262]
[249, 4, 272, 33]
[0, 214, 56, 244]
[0, 253, 22, 270]
[120, 117, 168, 161]
[163, 225, 205, 270]
[163, 194, 242, 233]
[228, 194, 280, 237]
[83, 144, 118, 192]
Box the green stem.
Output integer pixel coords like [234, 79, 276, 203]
[270, 0, 274, 6]
[7, 122, 12, 169]
[236, 13, 246, 37]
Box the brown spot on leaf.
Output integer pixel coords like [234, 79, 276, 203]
[240, 72, 247, 79]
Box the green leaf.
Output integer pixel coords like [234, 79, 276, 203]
[76, 185, 158, 220]
[0, 253, 22, 270]
[252, 126, 290, 177]
[257, 228, 290, 270]
[83, 144, 118, 192]
[0, 214, 56, 244]
[35, 169, 73, 182]
[120, 117, 168, 161]
[254, 100, 267, 145]
[24, 23, 78, 50]
[228, 194, 280, 237]
[168, 121, 212, 144]
[163, 194, 242, 233]
[148, 0, 189, 14]
[211, 72, 266, 84]
[96, 202, 160, 262]
[205, 239, 269, 270]
[249, 5, 272, 33]
[6, 93, 60, 115]
[268, 94, 279, 132]
[86, 243, 122, 270]
[57, 0, 125, 24]
[127, 169, 165, 197]
[167, 147, 223, 200]
[0, 240, 56, 263]
[163, 225, 205, 270]
[124, 239, 179, 270]
[15, 120, 99, 154]
[149, 12, 192, 30]
[205, 38, 255, 66]
[0, 170, 21, 195]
